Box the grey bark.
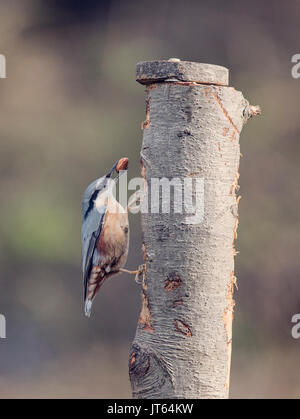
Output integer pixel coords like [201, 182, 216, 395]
[129, 59, 260, 399]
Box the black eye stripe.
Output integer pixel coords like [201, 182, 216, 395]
[84, 189, 99, 219]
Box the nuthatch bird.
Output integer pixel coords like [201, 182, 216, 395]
[81, 157, 142, 317]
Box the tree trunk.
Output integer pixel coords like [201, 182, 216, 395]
[129, 59, 260, 399]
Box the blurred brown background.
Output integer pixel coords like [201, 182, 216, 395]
[0, 0, 299, 399]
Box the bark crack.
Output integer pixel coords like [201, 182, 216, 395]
[210, 91, 241, 135]
[172, 299, 183, 307]
[174, 319, 192, 337]
[141, 97, 151, 130]
[164, 273, 182, 291]
[223, 271, 237, 391]
[138, 291, 154, 333]
[146, 79, 227, 87]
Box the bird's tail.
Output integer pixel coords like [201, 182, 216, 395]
[84, 299, 93, 317]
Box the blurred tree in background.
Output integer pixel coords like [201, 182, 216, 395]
[0, 0, 299, 398]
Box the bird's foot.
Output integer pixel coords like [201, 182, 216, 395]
[119, 264, 145, 284]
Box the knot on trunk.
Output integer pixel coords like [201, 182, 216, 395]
[129, 344, 174, 399]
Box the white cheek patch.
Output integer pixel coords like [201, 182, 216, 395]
[95, 194, 107, 209]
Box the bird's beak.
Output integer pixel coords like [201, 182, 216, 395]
[106, 158, 129, 183]
[115, 168, 127, 182]
[106, 161, 119, 178]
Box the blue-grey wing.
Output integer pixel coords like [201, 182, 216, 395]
[81, 206, 106, 301]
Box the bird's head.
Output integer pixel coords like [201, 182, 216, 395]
[82, 157, 129, 220]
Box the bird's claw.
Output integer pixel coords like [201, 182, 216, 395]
[134, 264, 146, 284]
[119, 264, 146, 284]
